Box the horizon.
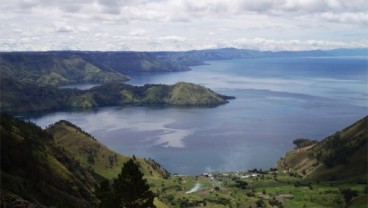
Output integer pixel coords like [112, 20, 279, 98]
[1, 0, 367, 52]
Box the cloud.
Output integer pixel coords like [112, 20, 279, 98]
[128, 29, 148, 36]
[228, 38, 368, 51]
[319, 12, 368, 25]
[55, 23, 76, 33]
[3, 0, 367, 24]
[0, 0, 367, 51]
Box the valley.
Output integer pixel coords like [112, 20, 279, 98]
[1, 114, 367, 208]
[0, 49, 367, 207]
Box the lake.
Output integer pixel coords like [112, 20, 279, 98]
[27, 57, 368, 175]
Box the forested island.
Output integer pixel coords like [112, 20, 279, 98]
[0, 78, 234, 114]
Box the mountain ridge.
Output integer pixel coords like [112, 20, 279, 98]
[0, 114, 168, 207]
[1, 48, 365, 86]
[278, 116, 368, 181]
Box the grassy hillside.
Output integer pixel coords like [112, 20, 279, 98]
[0, 52, 130, 86]
[167, 82, 230, 105]
[0, 78, 234, 113]
[279, 116, 368, 181]
[0, 51, 190, 87]
[0, 114, 101, 207]
[0, 114, 169, 207]
[46, 120, 169, 180]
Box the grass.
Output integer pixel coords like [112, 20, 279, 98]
[146, 170, 368, 208]
[46, 121, 168, 180]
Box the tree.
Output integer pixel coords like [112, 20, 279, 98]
[95, 180, 115, 208]
[96, 159, 155, 208]
[114, 159, 155, 208]
[340, 188, 358, 204]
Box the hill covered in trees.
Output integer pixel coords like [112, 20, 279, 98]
[0, 114, 168, 207]
[0, 78, 234, 113]
[0, 51, 189, 86]
[279, 116, 368, 181]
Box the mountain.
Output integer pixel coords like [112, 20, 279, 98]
[0, 52, 130, 86]
[152, 48, 263, 66]
[78, 51, 190, 74]
[0, 78, 234, 113]
[46, 120, 169, 180]
[0, 114, 168, 207]
[0, 114, 101, 207]
[2, 48, 365, 86]
[279, 116, 368, 181]
[0, 51, 190, 86]
[153, 48, 367, 66]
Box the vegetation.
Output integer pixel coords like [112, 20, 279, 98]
[279, 116, 368, 181]
[1, 49, 365, 86]
[96, 159, 155, 208]
[0, 51, 192, 87]
[0, 78, 234, 113]
[0, 52, 130, 86]
[1, 114, 367, 207]
[0, 114, 100, 207]
[293, 138, 318, 148]
[0, 114, 167, 207]
[46, 120, 169, 180]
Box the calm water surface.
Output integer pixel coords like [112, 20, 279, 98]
[27, 57, 368, 175]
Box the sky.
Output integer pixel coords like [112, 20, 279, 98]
[0, 0, 367, 51]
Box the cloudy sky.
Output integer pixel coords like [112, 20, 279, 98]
[0, 0, 367, 51]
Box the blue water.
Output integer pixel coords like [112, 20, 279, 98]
[27, 57, 368, 175]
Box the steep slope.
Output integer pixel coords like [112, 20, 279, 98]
[0, 78, 234, 113]
[0, 114, 169, 207]
[0, 52, 130, 86]
[46, 120, 169, 180]
[0, 114, 101, 208]
[279, 116, 368, 181]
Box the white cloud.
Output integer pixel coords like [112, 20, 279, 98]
[55, 23, 76, 33]
[0, 0, 367, 51]
[320, 12, 368, 25]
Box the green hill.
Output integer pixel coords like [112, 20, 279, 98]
[0, 51, 190, 86]
[0, 78, 234, 113]
[0, 114, 169, 207]
[0, 114, 101, 207]
[46, 120, 169, 180]
[279, 116, 368, 181]
[0, 52, 130, 86]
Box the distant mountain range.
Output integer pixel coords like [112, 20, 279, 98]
[1, 48, 366, 86]
[153, 47, 367, 66]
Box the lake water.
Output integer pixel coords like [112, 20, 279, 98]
[27, 57, 367, 175]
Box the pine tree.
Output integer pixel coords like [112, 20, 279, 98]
[97, 159, 155, 208]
